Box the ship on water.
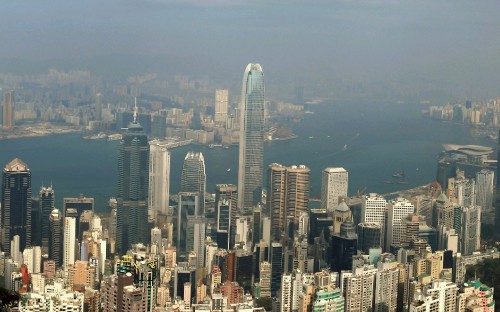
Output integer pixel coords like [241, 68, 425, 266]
[392, 170, 405, 178]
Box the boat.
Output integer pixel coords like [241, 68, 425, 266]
[343, 144, 347, 150]
[309, 136, 314, 139]
[398, 181, 410, 185]
[227, 168, 231, 172]
[392, 170, 405, 178]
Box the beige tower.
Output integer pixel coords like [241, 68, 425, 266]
[215, 89, 229, 125]
[333, 199, 352, 234]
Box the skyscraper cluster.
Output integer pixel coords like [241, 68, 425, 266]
[3, 63, 496, 312]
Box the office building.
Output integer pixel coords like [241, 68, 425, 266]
[357, 223, 383, 254]
[2, 91, 14, 128]
[237, 63, 265, 215]
[321, 167, 348, 212]
[215, 89, 229, 125]
[330, 218, 357, 273]
[215, 184, 237, 248]
[495, 131, 500, 238]
[386, 198, 414, 250]
[39, 186, 54, 253]
[116, 106, 150, 254]
[177, 192, 201, 257]
[361, 193, 387, 225]
[1, 158, 31, 254]
[181, 151, 206, 213]
[476, 169, 494, 222]
[270, 242, 283, 296]
[49, 208, 63, 267]
[216, 199, 231, 250]
[148, 140, 170, 222]
[63, 217, 76, 268]
[63, 196, 94, 241]
[333, 200, 352, 234]
[95, 92, 102, 121]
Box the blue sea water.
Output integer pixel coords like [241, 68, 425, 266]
[0, 100, 491, 212]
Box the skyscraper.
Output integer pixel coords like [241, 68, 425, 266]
[1, 158, 31, 254]
[2, 91, 15, 129]
[116, 104, 150, 254]
[215, 184, 237, 248]
[181, 152, 206, 213]
[39, 186, 55, 253]
[476, 169, 494, 222]
[386, 197, 414, 250]
[237, 63, 265, 215]
[95, 92, 102, 121]
[285, 165, 310, 235]
[63, 216, 76, 268]
[215, 89, 229, 125]
[49, 208, 63, 267]
[148, 140, 170, 222]
[267, 163, 287, 241]
[266, 164, 310, 240]
[321, 167, 348, 212]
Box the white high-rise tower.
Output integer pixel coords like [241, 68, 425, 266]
[237, 64, 265, 215]
[321, 167, 348, 212]
[63, 217, 76, 268]
[148, 140, 170, 222]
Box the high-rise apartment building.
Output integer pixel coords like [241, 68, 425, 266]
[267, 163, 287, 241]
[266, 164, 310, 240]
[215, 89, 229, 125]
[386, 197, 415, 250]
[116, 109, 150, 254]
[181, 152, 206, 213]
[148, 140, 170, 222]
[39, 186, 54, 253]
[2, 91, 14, 129]
[374, 267, 400, 311]
[321, 167, 348, 212]
[409, 280, 457, 312]
[63, 217, 76, 268]
[286, 165, 310, 232]
[345, 271, 376, 311]
[1, 158, 31, 254]
[237, 63, 265, 215]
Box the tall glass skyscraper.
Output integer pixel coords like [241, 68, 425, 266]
[116, 113, 150, 254]
[237, 63, 265, 215]
[40, 186, 55, 253]
[180, 151, 206, 213]
[1, 158, 32, 254]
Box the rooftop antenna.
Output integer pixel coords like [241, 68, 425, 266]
[133, 97, 138, 123]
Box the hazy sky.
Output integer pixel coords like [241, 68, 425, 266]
[2, 0, 499, 99]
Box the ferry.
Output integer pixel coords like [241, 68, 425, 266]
[392, 170, 405, 178]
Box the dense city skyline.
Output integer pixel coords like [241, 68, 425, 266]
[0, 1, 499, 310]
